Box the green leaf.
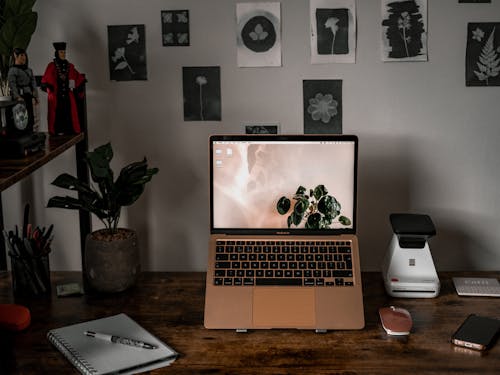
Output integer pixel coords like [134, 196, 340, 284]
[339, 216, 351, 226]
[293, 198, 308, 215]
[277, 196, 291, 215]
[295, 186, 306, 195]
[47, 196, 107, 220]
[313, 185, 328, 200]
[306, 213, 321, 229]
[291, 212, 302, 226]
[114, 158, 158, 207]
[287, 215, 292, 228]
[318, 195, 340, 218]
[85, 142, 113, 180]
[51, 173, 94, 194]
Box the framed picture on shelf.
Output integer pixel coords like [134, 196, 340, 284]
[244, 123, 280, 134]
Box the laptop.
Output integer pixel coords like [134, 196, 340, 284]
[204, 134, 364, 331]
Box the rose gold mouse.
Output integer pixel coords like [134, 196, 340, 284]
[379, 306, 412, 335]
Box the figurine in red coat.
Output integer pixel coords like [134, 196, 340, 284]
[41, 42, 86, 135]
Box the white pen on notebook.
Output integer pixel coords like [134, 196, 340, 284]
[84, 331, 158, 349]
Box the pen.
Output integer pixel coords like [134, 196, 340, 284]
[84, 331, 158, 349]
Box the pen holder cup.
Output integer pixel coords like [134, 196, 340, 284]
[9, 252, 52, 297]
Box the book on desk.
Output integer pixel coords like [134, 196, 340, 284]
[47, 313, 177, 375]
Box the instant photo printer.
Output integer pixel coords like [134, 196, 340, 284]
[382, 213, 440, 298]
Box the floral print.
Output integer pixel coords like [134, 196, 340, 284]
[307, 93, 338, 124]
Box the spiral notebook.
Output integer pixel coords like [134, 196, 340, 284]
[47, 313, 177, 375]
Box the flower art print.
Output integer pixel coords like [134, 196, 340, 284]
[236, 2, 281, 67]
[310, 0, 356, 64]
[466, 23, 500, 86]
[108, 25, 147, 81]
[303, 80, 342, 134]
[162, 10, 190, 46]
[183, 67, 221, 121]
[381, 0, 427, 62]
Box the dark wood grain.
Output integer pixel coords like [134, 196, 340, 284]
[1, 271, 499, 374]
[0, 133, 84, 192]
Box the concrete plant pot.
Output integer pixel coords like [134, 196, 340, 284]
[84, 228, 140, 293]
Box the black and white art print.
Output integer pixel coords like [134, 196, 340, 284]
[162, 10, 190, 46]
[310, 0, 356, 64]
[236, 2, 282, 67]
[108, 25, 147, 81]
[244, 124, 280, 134]
[381, 0, 428, 62]
[466, 23, 500, 87]
[303, 80, 342, 134]
[183, 67, 221, 121]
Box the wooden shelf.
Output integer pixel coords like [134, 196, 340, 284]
[0, 133, 84, 192]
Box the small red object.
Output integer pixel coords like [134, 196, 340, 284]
[0, 304, 31, 331]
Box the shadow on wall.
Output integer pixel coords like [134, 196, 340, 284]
[127, 143, 208, 271]
[430, 213, 485, 271]
[357, 135, 485, 272]
[357, 134, 413, 271]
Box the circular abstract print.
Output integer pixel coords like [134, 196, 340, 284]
[240, 15, 276, 53]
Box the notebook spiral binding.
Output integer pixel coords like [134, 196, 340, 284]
[47, 331, 98, 375]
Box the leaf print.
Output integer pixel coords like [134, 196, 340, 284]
[114, 61, 129, 71]
[177, 33, 189, 44]
[111, 47, 126, 62]
[164, 33, 174, 44]
[474, 27, 500, 85]
[112, 47, 134, 74]
[177, 12, 188, 23]
[126, 27, 140, 44]
[249, 24, 268, 41]
[162, 12, 173, 23]
[472, 28, 485, 42]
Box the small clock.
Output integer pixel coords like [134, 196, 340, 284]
[12, 103, 29, 132]
[0, 100, 32, 137]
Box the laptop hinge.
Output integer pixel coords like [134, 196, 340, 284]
[236, 329, 248, 333]
[315, 329, 328, 334]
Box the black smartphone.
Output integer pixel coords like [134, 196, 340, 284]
[451, 314, 500, 351]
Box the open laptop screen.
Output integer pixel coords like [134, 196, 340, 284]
[210, 135, 357, 235]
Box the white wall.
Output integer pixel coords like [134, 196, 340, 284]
[3, 0, 499, 271]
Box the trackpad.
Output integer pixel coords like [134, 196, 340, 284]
[253, 287, 315, 328]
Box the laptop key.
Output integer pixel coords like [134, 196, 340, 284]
[256, 278, 302, 286]
[333, 270, 353, 277]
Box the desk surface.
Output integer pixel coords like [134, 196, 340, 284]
[1, 271, 499, 374]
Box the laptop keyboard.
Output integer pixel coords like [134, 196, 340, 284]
[213, 240, 354, 287]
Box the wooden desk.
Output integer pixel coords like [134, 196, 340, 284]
[1, 271, 499, 374]
[0, 133, 90, 270]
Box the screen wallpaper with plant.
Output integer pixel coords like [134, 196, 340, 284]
[212, 142, 355, 229]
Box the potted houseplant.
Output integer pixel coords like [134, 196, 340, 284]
[0, 0, 38, 99]
[47, 142, 159, 292]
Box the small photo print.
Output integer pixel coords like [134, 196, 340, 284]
[303, 80, 342, 134]
[161, 10, 190, 46]
[466, 23, 500, 86]
[244, 124, 280, 134]
[108, 25, 147, 81]
[183, 67, 221, 121]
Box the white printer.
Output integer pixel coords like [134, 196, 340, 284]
[382, 213, 440, 298]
